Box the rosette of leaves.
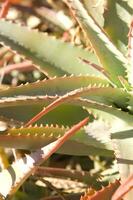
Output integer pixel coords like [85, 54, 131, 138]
[0, 0, 132, 199]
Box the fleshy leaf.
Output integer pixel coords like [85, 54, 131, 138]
[0, 20, 104, 77]
[0, 94, 132, 127]
[0, 118, 88, 198]
[0, 121, 113, 156]
[0, 75, 109, 97]
[0, 96, 89, 126]
[104, 0, 133, 53]
[64, 0, 128, 87]
[0, 93, 132, 126]
[73, 98, 133, 126]
[23, 86, 129, 127]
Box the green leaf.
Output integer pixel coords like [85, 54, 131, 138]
[74, 98, 133, 126]
[0, 94, 132, 137]
[0, 74, 129, 109]
[0, 123, 113, 156]
[0, 75, 109, 97]
[0, 85, 132, 125]
[65, 0, 128, 87]
[0, 118, 89, 198]
[0, 97, 89, 126]
[0, 84, 131, 123]
[0, 20, 104, 77]
[104, 0, 133, 53]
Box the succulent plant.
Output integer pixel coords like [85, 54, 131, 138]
[0, 0, 132, 199]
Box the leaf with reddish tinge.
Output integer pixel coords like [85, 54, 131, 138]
[0, 118, 89, 198]
[112, 174, 133, 200]
[80, 180, 120, 200]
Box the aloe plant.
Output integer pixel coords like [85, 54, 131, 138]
[0, 0, 132, 199]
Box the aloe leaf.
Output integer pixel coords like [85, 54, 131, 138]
[81, 87, 128, 108]
[104, 0, 133, 53]
[64, 0, 128, 87]
[0, 98, 89, 126]
[0, 118, 88, 198]
[23, 86, 129, 126]
[1, 97, 112, 155]
[73, 98, 133, 126]
[0, 84, 130, 120]
[0, 94, 132, 126]
[0, 123, 113, 156]
[0, 92, 132, 157]
[0, 75, 109, 97]
[0, 95, 132, 155]
[0, 20, 104, 77]
[0, 74, 128, 108]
